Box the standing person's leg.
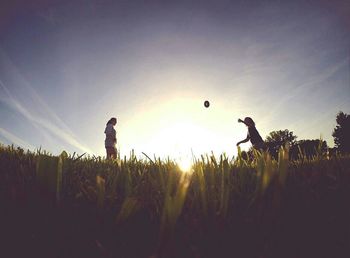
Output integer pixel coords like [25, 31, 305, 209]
[106, 147, 113, 159]
[106, 148, 110, 159]
[110, 147, 117, 159]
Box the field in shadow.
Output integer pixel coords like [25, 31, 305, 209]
[1, 145, 350, 258]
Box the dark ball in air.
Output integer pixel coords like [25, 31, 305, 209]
[204, 100, 210, 108]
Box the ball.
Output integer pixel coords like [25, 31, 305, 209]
[204, 100, 210, 108]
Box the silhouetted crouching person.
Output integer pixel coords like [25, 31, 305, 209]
[105, 117, 117, 159]
[236, 117, 265, 151]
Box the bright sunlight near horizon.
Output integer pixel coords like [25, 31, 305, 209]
[117, 92, 246, 161]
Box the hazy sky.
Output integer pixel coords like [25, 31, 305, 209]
[0, 0, 349, 159]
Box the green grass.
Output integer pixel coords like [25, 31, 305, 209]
[1, 143, 350, 258]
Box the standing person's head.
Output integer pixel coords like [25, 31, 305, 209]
[107, 117, 117, 126]
[243, 117, 255, 127]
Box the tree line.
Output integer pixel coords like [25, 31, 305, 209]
[245, 111, 350, 160]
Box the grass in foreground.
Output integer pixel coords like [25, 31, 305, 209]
[0, 144, 350, 258]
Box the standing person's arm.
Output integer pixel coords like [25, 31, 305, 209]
[237, 119, 250, 146]
[238, 118, 249, 127]
[236, 136, 250, 146]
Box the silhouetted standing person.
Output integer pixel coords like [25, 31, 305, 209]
[236, 117, 265, 150]
[105, 117, 117, 159]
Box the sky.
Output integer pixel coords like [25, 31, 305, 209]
[0, 0, 349, 161]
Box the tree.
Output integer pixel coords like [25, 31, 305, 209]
[332, 111, 350, 153]
[265, 129, 297, 159]
[290, 139, 328, 160]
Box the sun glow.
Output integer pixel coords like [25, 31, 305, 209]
[118, 68, 246, 159]
[118, 88, 244, 159]
[149, 121, 213, 155]
[177, 156, 193, 173]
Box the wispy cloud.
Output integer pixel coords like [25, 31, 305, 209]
[0, 49, 76, 136]
[0, 79, 92, 154]
[265, 57, 349, 118]
[0, 127, 35, 150]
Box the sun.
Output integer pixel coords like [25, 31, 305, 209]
[177, 156, 193, 173]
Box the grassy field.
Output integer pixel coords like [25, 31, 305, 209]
[1, 144, 350, 258]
